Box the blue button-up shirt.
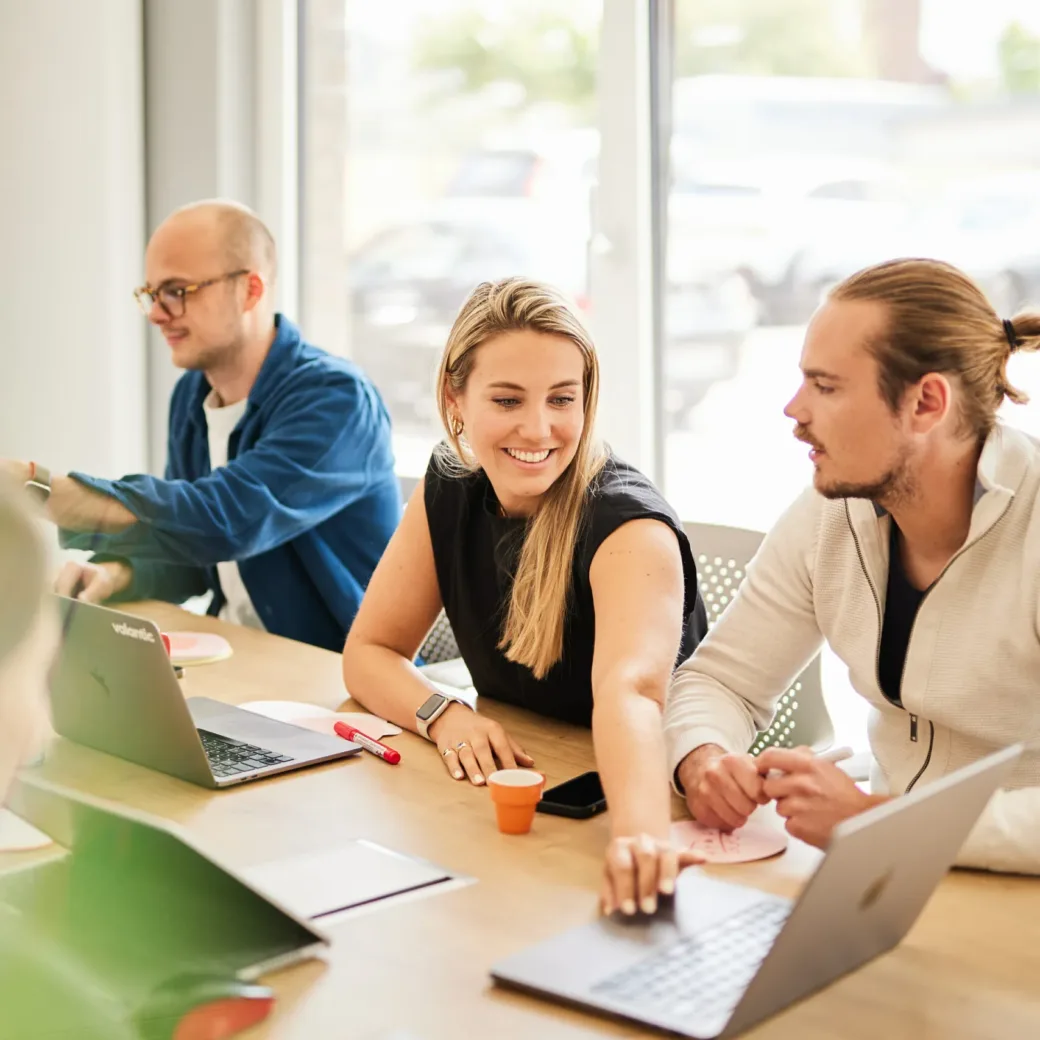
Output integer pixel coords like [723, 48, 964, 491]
[63, 315, 400, 650]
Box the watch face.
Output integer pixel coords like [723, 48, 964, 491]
[416, 693, 446, 721]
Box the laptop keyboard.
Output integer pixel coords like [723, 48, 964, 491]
[198, 729, 294, 778]
[592, 900, 791, 1022]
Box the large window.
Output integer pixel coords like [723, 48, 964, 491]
[302, 1, 1040, 498]
[300, 0, 601, 475]
[662, 0, 1040, 532]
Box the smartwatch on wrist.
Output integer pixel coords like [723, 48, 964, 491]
[24, 462, 52, 503]
[415, 691, 470, 741]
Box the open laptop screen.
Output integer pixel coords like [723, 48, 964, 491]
[2, 777, 326, 1005]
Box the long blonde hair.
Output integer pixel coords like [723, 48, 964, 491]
[831, 258, 1040, 438]
[436, 278, 607, 679]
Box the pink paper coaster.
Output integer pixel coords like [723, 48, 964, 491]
[165, 631, 234, 666]
[671, 818, 788, 864]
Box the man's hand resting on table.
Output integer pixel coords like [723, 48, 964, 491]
[676, 743, 770, 831]
[54, 560, 132, 604]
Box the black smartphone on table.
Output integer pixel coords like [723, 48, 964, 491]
[536, 771, 607, 819]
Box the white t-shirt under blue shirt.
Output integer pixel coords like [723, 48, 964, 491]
[202, 390, 266, 631]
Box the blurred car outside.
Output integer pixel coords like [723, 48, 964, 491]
[793, 170, 1040, 318]
[349, 129, 757, 434]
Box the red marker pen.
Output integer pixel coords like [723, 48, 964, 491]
[334, 721, 401, 765]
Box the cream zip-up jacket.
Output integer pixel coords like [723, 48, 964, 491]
[666, 424, 1040, 874]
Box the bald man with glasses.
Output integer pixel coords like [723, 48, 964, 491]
[2, 200, 400, 651]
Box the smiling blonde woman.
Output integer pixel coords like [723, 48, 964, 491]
[343, 278, 709, 916]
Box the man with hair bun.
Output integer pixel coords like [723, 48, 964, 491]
[667, 257, 1040, 875]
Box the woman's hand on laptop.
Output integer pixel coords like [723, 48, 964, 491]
[429, 703, 533, 785]
[601, 834, 704, 917]
[54, 559, 131, 604]
[757, 747, 889, 848]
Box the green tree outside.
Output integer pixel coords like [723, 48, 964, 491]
[676, 0, 873, 79]
[414, 5, 597, 114]
[998, 21, 1040, 94]
[413, 0, 875, 116]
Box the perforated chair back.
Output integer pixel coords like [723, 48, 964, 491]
[682, 521, 834, 755]
[419, 611, 462, 665]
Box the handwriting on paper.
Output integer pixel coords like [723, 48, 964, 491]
[671, 819, 788, 864]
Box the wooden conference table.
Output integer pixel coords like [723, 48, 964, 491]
[17, 602, 1040, 1040]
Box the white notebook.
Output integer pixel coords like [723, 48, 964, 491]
[242, 839, 452, 920]
[0, 807, 55, 852]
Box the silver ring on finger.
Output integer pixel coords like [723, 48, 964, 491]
[441, 747, 456, 758]
[455, 741, 469, 751]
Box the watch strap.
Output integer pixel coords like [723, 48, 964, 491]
[25, 462, 52, 503]
[416, 690, 469, 741]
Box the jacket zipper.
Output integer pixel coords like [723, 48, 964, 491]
[897, 585, 936, 732]
[905, 720, 934, 793]
[845, 501, 884, 694]
[845, 496, 1013, 793]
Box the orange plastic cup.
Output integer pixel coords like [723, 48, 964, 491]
[487, 769, 545, 835]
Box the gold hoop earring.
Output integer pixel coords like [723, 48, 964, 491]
[450, 414, 464, 438]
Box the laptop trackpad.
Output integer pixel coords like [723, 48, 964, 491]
[673, 872, 778, 934]
[186, 696, 347, 752]
[493, 871, 780, 997]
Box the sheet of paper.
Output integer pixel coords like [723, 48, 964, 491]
[287, 713, 403, 740]
[0, 807, 55, 852]
[238, 701, 402, 739]
[243, 839, 452, 919]
[671, 818, 788, 864]
[419, 657, 473, 689]
[238, 700, 334, 722]
[415, 659, 478, 706]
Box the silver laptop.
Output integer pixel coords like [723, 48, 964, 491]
[492, 744, 1021, 1039]
[48, 597, 361, 789]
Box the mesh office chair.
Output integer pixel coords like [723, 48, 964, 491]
[420, 611, 462, 664]
[683, 521, 834, 756]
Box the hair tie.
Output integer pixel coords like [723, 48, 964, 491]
[1003, 318, 1020, 353]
